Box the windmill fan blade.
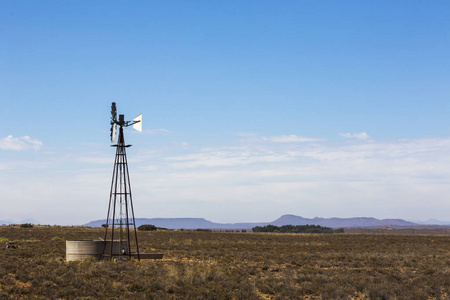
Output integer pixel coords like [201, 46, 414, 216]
[133, 114, 142, 132]
[111, 102, 117, 121]
[110, 124, 117, 143]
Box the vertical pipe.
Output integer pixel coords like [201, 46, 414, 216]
[119, 146, 123, 249]
[125, 153, 140, 261]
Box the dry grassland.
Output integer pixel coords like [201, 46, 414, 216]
[0, 226, 449, 299]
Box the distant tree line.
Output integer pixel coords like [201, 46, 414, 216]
[133, 223, 343, 233]
[137, 224, 170, 231]
[252, 224, 342, 234]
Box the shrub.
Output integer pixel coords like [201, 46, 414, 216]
[0, 237, 9, 242]
[51, 236, 63, 241]
[138, 224, 157, 231]
[20, 223, 33, 228]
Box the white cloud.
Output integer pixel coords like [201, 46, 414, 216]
[339, 132, 370, 140]
[0, 135, 43, 151]
[143, 128, 171, 135]
[77, 152, 111, 164]
[165, 148, 292, 169]
[262, 134, 325, 143]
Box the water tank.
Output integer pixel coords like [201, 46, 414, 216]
[66, 240, 129, 261]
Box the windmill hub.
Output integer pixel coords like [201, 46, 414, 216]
[110, 102, 142, 144]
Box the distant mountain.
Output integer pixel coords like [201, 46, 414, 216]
[84, 214, 418, 229]
[410, 219, 450, 226]
[270, 214, 416, 228]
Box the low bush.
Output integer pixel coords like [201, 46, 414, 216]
[138, 224, 157, 231]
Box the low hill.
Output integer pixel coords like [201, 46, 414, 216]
[271, 214, 416, 228]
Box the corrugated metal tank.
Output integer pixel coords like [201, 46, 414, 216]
[103, 240, 128, 256]
[66, 240, 128, 261]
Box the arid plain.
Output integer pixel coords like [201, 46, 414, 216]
[1, 226, 449, 299]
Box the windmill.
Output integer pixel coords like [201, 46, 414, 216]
[103, 102, 142, 260]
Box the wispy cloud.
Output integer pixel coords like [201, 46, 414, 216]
[165, 148, 292, 169]
[143, 128, 171, 135]
[339, 132, 370, 140]
[0, 135, 43, 151]
[262, 134, 325, 143]
[77, 152, 111, 164]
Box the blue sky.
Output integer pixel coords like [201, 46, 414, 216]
[1, 1, 450, 225]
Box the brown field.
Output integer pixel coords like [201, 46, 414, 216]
[0, 226, 449, 299]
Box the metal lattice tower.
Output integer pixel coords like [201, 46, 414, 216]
[103, 103, 142, 260]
